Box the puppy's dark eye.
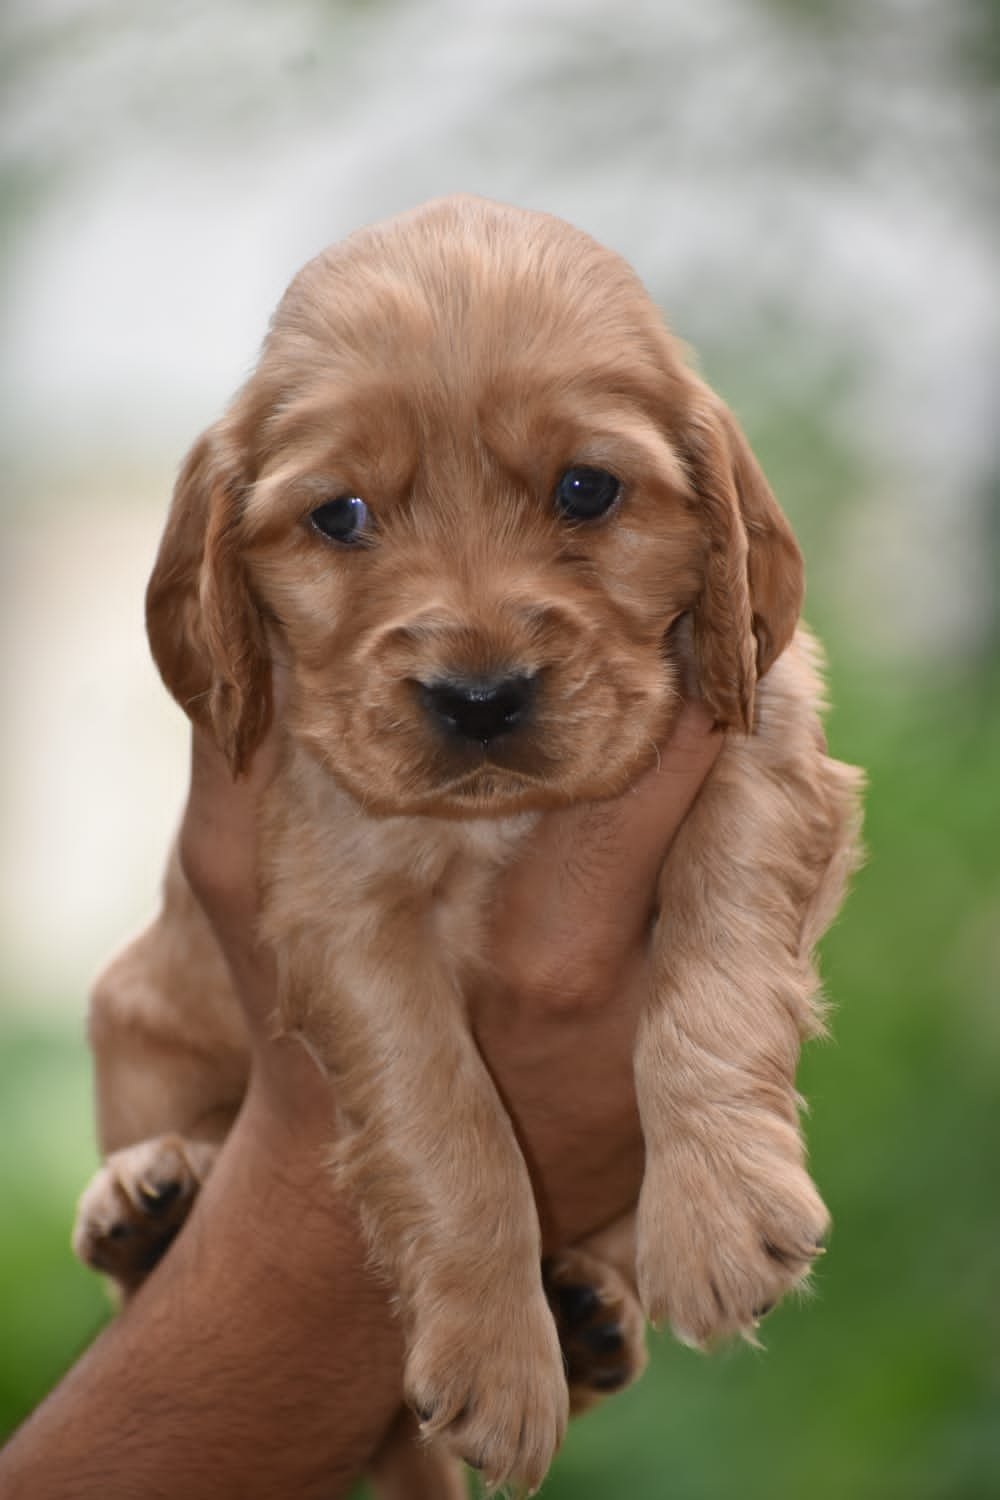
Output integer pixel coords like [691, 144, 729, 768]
[308, 495, 371, 545]
[554, 467, 621, 521]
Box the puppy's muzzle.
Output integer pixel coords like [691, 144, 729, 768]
[417, 673, 535, 747]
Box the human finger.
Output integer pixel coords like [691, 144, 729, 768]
[492, 701, 721, 1000]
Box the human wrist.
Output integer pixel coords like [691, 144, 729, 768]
[2, 1085, 403, 1500]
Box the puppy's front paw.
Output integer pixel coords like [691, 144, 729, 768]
[405, 1285, 568, 1493]
[72, 1134, 217, 1291]
[637, 1136, 829, 1347]
[544, 1249, 647, 1413]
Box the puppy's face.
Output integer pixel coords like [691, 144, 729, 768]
[149, 197, 803, 816]
[245, 384, 698, 815]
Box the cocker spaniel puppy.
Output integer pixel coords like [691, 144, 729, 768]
[74, 196, 862, 1496]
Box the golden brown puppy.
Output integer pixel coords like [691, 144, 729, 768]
[74, 196, 862, 1495]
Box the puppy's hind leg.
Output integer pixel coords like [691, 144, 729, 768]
[545, 1215, 647, 1414]
[73, 1134, 218, 1294]
[73, 846, 250, 1295]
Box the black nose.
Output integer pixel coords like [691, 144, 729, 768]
[419, 674, 535, 745]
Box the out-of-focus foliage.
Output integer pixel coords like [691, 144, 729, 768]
[0, 1032, 108, 1429]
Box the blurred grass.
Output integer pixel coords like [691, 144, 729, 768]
[0, 1026, 109, 1434]
[2, 668, 998, 1495]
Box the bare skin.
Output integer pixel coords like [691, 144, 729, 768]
[0, 701, 720, 1500]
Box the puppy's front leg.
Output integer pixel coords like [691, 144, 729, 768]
[281, 930, 568, 1493]
[634, 740, 852, 1346]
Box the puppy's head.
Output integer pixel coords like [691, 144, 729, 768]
[148, 196, 802, 814]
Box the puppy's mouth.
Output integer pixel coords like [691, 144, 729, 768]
[385, 769, 560, 822]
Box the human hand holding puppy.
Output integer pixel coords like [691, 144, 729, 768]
[186, 689, 725, 1496]
[181, 679, 723, 1250]
[0, 702, 721, 1500]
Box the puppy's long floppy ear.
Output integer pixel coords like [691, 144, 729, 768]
[683, 382, 804, 732]
[146, 422, 271, 774]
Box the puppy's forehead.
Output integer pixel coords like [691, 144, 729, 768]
[259, 198, 679, 421]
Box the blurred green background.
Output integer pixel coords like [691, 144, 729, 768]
[1, 2, 997, 1496]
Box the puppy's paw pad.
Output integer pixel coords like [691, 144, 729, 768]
[72, 1134, 216, 1287]
[543, 1249, 647, 1413]
[405, 1292, 568, 1492]
[637, 1147, 829, 1347]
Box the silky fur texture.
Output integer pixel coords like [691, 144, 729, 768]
[77, 197, 863, 1495]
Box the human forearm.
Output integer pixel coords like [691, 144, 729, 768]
[476, 703, 722, 1245]
[1, 1063, 403, 1500]
[3, 702, 720, 1497]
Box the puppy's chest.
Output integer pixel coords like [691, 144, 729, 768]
[260, 750, 537, 987]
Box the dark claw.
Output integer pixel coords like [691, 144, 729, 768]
[138, 1178, 182, 1213]
[753, 1301, 775, 1320]
[412, 1403, 435, 1424]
